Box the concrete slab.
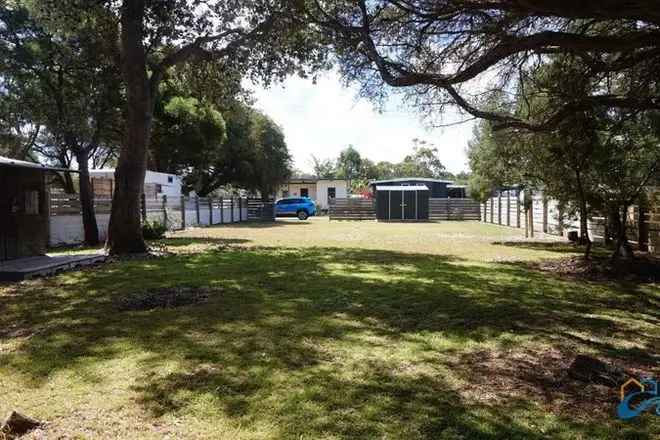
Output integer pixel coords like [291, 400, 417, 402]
[0, 253, 107, 282]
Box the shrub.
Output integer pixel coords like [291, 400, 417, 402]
[142, 220, 167, 239]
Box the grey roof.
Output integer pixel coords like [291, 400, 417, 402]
[375, 184, 429, 191]
[447, 184, 467, 188]
[370, 177, 454, 185]
[0, 156, 76, 172]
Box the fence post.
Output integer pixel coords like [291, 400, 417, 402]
[497, 191, 502, 225]
[490, 197, 494, 223]
[180, 195, 186, 230]
[195, 196, 200, 225]
[542, 194, 548, 233]
[238, 198, 243, 222]
[231, 197, 235, 223]
[529, 190, 535, 238]
[506, 191, 511, 226]
[140, 193, 147, 223]
[639, 199, 649, 252]
[516, 190, 521, 228]
[219, 197, 224, 224]
[209, 198, 214, 225]
[162, 195, 168, 228]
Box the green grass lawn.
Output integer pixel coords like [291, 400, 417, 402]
[1, 219, 658, 439]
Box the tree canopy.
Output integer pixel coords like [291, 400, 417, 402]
[306, 1, 660, 131]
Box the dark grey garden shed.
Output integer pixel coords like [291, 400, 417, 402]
[375, 185, 430, 221]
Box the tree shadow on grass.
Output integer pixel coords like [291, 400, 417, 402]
[154, 237, 252, 248]
[491, 241, 585, 254]
[1, 244, 658, 438]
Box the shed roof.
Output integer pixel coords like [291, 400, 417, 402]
[376, 185, 429, 191]
[370, 177, 454, 185]
[0, 155, 76, 172]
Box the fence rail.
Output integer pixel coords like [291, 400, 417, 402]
[48, 194, 274, 247]
[429, 198, 481, 221]
[480, 188, 659, 251]
[329, 198, 376, 220]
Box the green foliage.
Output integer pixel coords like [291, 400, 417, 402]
[142, 220, 167, 240]
[396, 140, 450, 179]
[322, 140, 454, 185]
[0, 4, 122, 168]
[247, 111, 292, 197]
[150, 82, 228, 181]
[467, 56, 660, 255]
[336, 145, 362, 180]
[310, 155, 336, 179]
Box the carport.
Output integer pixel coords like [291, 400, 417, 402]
[375, 185, 430, 221]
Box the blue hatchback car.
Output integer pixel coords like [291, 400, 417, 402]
[275, 197, 317, 220]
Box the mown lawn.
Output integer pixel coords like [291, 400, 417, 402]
[1, 219, 658, 439]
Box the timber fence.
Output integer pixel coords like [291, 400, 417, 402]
[480, 187, 660, 252]
[48, 194, 274, 246]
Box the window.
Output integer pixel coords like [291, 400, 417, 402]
[155, 184, 163, 194]
[300, 188, 309, 198]
[327, 187, 336, 201]
[168, 176, 174, 183]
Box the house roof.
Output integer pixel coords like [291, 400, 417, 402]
[375, 185, 429, 191]
[0, 156, 76, 172]
[370, 177, 454, 185]
[286, 177, 348, 184]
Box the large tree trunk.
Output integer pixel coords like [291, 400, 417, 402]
[107, 0, 150, 254]
[75, 148, 100, 246]
[61, 171, 76, 194]
[575, 171, 592, 258]
[610, 206, 634, 261]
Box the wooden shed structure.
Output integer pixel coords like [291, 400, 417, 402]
[0, 156, 60, 261]
[375, 185, 430, 221]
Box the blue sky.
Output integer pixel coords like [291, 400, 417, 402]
[250, 72, 474, 175]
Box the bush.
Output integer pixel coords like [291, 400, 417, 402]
[142, 220, 167, 240]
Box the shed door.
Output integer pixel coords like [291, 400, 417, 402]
[404, 191, 417, 220]
[389, 190, 403, 220]
[0, 171, 18, 261]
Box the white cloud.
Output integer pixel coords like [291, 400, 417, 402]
[249, 72, 473, 174]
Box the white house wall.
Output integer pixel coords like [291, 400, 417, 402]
[88, 169, 183, 198]
[277, 180, 348, 210]
[315, 180, 348, 210]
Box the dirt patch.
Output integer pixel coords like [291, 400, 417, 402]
[531, 255, 660, 283]
[447, 348, 656, 421]
[116, 287, 215, 311]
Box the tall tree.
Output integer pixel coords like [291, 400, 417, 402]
[309, 155, 336, 179]
[34, 0, 327, 253]
[0, 4, 122, 245]
[396, 140, 449, 179]
[247, 112, 292, 199]
[336, 145, 362, 181]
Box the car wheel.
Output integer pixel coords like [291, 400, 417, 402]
[297, 210, 309, 220]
